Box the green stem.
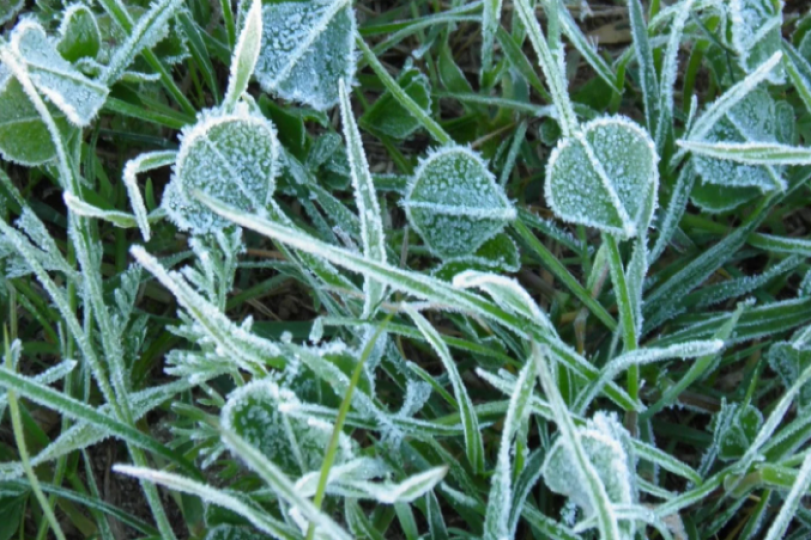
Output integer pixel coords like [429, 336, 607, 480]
[603, 234, 638, 402]
[305, 318, 391, 540]
[5, 333, 68, 540]
[356, 35, 453, 145]
[513, 219, 617, 332]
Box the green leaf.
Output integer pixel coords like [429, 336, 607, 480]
[731, 0, 784, 83]
[0, 71, 66, 166]
[223, 0, 262, 111]
[360, 64, 431, 140]
[8, 20, 108, 126]
[403, 146, 516, 258]
[221, 378, 340, 476]
[690, 89, 789, 191]
[0, 0, 23, 25]
[162, 105, 280, 234]
[714, 401, 763, 461]
[690, 180, 760, 214]
[256, 0, 355, 111]
[767, 342, 811, 413]
[432, 233, 520, 280]
[545, 116, 659, 239]
[57, 4, 101, 62]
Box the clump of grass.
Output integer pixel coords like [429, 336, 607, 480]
[2, 0, 811, 538]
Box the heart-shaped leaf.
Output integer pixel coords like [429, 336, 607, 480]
[255, 0, 355, 111]
[360, 64, 431, 140]
[162, 105, 280, 235]
[0, 68, 68, 166]
[714, 401, 763, 461]
[403, 146, 515, 258]
[8, 20, 108, 127]
[57, 4, 101, 62]
[545, 116, 658, 239]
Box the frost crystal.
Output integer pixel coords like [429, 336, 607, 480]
[162, 104, 280, 234]
[692, 88, 789, 192]
[730, 0, 784, 83]
[403, 146, 516, 258]
[255, 0, 355, 111]
[9, 20, 108, 127]
[542, 412, 636, 534]
[546, 116, 658, 239]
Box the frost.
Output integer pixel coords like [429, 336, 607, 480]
[222, 378, 353, 476]
[712, 400, 763, 460]
[255, 0, 355, 111]
[452, 270, 554, 331]
[206, 525, 271, 540]
[690, 181, 760, 214]
[360, 63, 432, 139]
[691, 88, 789, 192]
[57, 4, 101, 62]
[224, 0, 262, 110]
[542, 412, 636, 535]
[403, 146, 516, 258]
[767, 341, 811, 414]
[8, 20, 108, 127]
[0, 64, 67, 166]
[546, 116, 659, 239]
[730, 0, 784, 83]
[162, 104, 279, 235]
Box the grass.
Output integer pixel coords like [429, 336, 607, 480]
[2, 0, 811, 538]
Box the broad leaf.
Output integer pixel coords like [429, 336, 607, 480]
[545, 116, 659, 239]
[57, 4, 101, 62]
[255, 0, 355, 111]
[713, 401, 763, 461]
[690, 88, 790, 192]
[9, 20, 108, 127]
[162, 105, 279, 234]
[730, 0, 784, 83]
[360, 64, 431, 139]
[0, 68, 66, 166]
[767, 342, 811, 414]
[403, 146, 515, 258]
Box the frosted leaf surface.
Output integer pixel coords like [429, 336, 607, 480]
[692, 88, 788, 192]
[221, 379, 349, 476]
[713, 401, 763, 460]
[431, 232, 520, 281]
[545, 116, 658, 239]
[0, 67, 66, 166]
[767, 342, 811, 413]
[9, 20, 108, 127]
[542, 412, 636, 529]
[360, 64, 431, 139]
[403, 146, 516, 258]
[162, 104, 279, 234]
[255, 0, 355, 111]
[206, 524, 271, 540]
[57, 4, 101, 62]
[730, 0, 784, 83]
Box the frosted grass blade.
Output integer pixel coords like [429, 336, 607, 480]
[122, 150, 175, 241]
[481, 0, 502, 79]
[196, 191, 638, 410]
[223, 0, 262, 111]
[220, 428, 353, 540]
[483, 350, 537, 540]
[678, 140, 811, 166]
[404, 304, 485, 473]
[113, 465, 299, 539]
[629, 0, 659, 132]
[339, 79, 387, 317]
[535, 346, 621, 540]
[762, 453, 811, 540]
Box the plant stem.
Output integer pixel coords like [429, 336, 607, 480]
[306, 317, 391, 540]
[603, 234, 639, 404]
